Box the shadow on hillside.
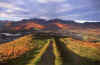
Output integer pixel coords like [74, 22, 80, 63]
[0, 35, 25, 44]
[55, 38, 100, 65]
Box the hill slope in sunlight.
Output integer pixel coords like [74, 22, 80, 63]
[0, 19, 100, 35]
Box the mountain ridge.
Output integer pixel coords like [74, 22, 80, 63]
[0, 18, 100, 33]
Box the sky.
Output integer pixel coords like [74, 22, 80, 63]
[0, 0, 100, 22]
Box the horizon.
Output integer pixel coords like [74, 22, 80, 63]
[0, 18, 100, 23]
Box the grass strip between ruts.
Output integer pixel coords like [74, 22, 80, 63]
[53, 40, 62, 65]
[26, 40, 50, 65]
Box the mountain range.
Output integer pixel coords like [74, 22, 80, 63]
[0, 18, 100, 33]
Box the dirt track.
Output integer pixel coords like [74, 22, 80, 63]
[37, 41, 55, 65]
[55, 38, 79, 65]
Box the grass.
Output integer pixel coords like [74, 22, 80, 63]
[52, 39, 62, 65]
[0, 34, 34, 62]
[0, 34, 50, 65]
[61, 38, 100, 64]
[8, 39, 49, 65]
[8, 48, 40, 65]
[26, 40, 50, 65]
[70, 28, 100, 41]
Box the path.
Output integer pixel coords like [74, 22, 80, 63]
[37, 41, 55, 65]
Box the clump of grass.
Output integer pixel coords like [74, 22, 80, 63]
[32, 39, 48, 49]
[82, 35, 89, 41]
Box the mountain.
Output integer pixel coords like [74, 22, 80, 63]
[83, 22, 100, 29]
[22, 18, 47, 25]
[0, 18, 100, 33]
[0, 20, 45, 33]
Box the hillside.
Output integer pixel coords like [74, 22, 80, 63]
[0, 19, 100, 31]
[0, 18, 100, 41]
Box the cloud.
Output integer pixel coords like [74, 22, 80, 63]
[0, 2, 15, 9]
[56, 4, 72, 13]
[37, 0, 65, 3]
[0, 2, 26, 11]
[0, 12, 17, 18]
[56, 3, 90, 14]
[0, 0, 100, 22]
[0, 1, 30, 20]
[57, 14, 81, 20]
[39, 16, 50, 20]
[0, 13, 8, 17]
[0, 12, 27, 21]
[5, 9, 14, 13]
